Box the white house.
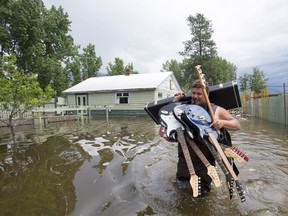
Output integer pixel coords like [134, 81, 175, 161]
[62, 72, 181, 116]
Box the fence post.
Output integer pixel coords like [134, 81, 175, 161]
[284, 83, 287, 127]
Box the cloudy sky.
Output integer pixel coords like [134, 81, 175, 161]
[43, 0, 288, 89]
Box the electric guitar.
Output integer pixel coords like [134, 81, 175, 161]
[158, 103, 184, 141]
[174, 104, 221, 188]
[194, 65, 246, 202]
[176, 128, 201, 197]
[181, 104, 235, 198]
[158, 103, 202, 196]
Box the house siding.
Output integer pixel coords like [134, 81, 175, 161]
[63, 73, 181, 117]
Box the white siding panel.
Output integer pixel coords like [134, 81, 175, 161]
[89, 92, 115, 106]
[67, 94, 76, 106]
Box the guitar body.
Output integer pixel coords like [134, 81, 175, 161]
[158, 103, 184, 141]
[182, 104, 219, 140]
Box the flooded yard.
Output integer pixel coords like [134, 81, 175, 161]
[0, 116, 288, 216]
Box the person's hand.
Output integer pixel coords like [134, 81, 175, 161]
[210, 119, 224, 130]
[173, 91, 185, 102]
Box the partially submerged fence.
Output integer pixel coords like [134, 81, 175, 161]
[241, 83, 288, 126]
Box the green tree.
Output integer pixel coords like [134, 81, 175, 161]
[201, 56, 237, 85]
[0, 55, 54, 143]
[238, 73, 251, 92]
[106, 57, 138, 76]
[181, 13, 217, 60]
[238, 67, 268, 94]
[106, 57, 125, 76]
[37, 4, 76, 94]
[65, 54, 81, 86]
[80, 43, 102, 80]
[170, 13, 237, 88]
[161, 59, 185, 89]
[125, 63, 138, 74]
[5, 0, 44, 72]
[251, 67, 268, 94]
[0, 1, 79, 95]
[0, 0, 12, 56]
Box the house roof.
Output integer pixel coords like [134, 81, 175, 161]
[63, 72, 177, 94]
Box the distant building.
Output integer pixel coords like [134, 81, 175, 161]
[62, 72, 181, 116]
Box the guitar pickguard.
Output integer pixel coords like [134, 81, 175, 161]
[182, 104, 219, 140]
[159, 103, 184, 141]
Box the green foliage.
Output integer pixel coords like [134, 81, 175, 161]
[0, 55, 53, 121]
[65, 53, 81, 86]
[162, 56, 237, 91]
[161, 59, 186, 89]
[162, 13, 237, 90]
[1, 0, 141, 93]
[181, 13, 217, 59]
[80, 43, 102, 80]
[201, 56, 237, 85]
[106, 58, 125, 76]
[125, 63, 138, 74]
[0, 0, 77, 94]
[238, 73, 251, 92]
[106, 57, 137, 75]
[238, 67, 268, 94]
[6, 0, 45, 71]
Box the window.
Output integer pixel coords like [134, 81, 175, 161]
[158, 92, 163, 99]
[116, 92, 130, 104]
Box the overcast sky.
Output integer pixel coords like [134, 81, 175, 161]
[43, 0, 288, 88]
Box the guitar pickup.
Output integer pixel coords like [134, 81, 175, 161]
[198, 115, 208, 125]
[204, 128, 213, 133]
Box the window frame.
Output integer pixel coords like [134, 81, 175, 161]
[115, 92, 130, 104]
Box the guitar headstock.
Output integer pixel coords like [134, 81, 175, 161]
[194, 65, 207, 90]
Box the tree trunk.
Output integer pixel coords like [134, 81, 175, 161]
[8, 120, 16, 144]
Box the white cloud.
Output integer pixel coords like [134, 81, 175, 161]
[43, 0, 288, 81]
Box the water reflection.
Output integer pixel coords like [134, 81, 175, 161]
[0, 116, 288, 215]
[0, 135, 89, 215]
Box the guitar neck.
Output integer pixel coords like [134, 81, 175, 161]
[176, 128, 195, 174]
[208, 131, 238, 181]
[207, 131, 246, 202]
[202, 138, 234, 199]
[194, 65, 220, 134]
[201, 81, 215, 121]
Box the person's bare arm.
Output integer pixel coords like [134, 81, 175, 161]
[212, 106, 241, 131]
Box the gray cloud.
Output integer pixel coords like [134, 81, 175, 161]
[43, 0, 288, 86]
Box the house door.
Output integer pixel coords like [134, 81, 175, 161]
[76, 95, 87, 114]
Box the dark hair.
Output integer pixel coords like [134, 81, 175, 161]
[191, 79, 210, 94]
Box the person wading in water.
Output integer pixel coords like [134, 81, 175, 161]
[172, 79, 241, 196]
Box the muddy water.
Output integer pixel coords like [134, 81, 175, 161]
[0, 116, 288, 216]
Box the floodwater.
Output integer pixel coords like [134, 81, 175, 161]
[0, 116, 288, 216]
